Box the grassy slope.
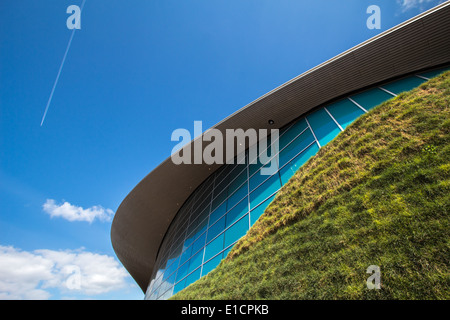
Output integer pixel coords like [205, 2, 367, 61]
[172, 71, 450, 300]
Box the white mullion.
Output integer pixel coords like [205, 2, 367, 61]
[305, 117, 321, 149]
[348, 97, 368, 113]
[415, 74, 430, 81]
[378, 86, 397, 97]
[324, 107, 344, 131]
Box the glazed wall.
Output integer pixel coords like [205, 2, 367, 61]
[145, 67, 448, 300]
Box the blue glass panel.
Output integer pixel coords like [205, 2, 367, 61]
[168, 242, 183, 264]
[226, 196, 248, 227]
[184, 267, 201, 289]
[175, 261, 189, 283]
[250, 194, 276, 225]
[183, 231, 196, 248]
[209, 200, 227, 225]
[306, 108, 341, 147]
[186, 221, 207, 249]
[164, 256, 180, 280]
[380, 76, 426, 95]
[211, 187, 227, 212]
[419, 67, 449, 79]
[207, 215, 226, 243]
[223, 245, 233, 258]
[197, 216, 209, 236]
[179, 244, 193, 267]
[166, 272, 176, 288]
[202, 253, 223, 277]
[248, 131, 280, 176]
[280, 143, 319, 185]
[248, 160, 263, 178]
[173, 278, 186, 295]
[249, 170, 270, 193]
[349, 88, 393, 111]
[227, 182, 247, 209]
[279, 118, 308, 150]
[228, 169, 247, 195]
[188, 249, 204, 274]
[279, 129, 315, 167]
[250, 173, 281, 209]
[224, 215, 249, 248]
[204, 233, 224, 262]
[325, 99, 365, 130]
[192, 232, 206, 254]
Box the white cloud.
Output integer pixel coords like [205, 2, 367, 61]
[0, 245, 131, 299]
[43, 199, 114, 223]
[397, 0, 444, 12]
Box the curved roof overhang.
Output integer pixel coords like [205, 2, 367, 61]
[111, 2, 450, 293]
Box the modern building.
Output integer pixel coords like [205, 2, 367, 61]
[111, 3, 450, 300]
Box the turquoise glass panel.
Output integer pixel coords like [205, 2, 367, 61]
[227, 182, 247, 209]
[223, 245, 233, 258]
[179, 243, 193, 267]
[380, 76, 426, 95]
[164, 257, 180, 280]
[249, 169, 272, 192]
[225, 197, 248, 227]
[279, 118, 308, 149]
[279, 129, 315, 167]
[325, 99, 365, 130]
[306, 108, 340, 147]
[248, 160, 263, 178]
[183, 231, 195, 248]
[188, 249, 204, 274]
[202, 253, 223, 277]
[184, 267, 201, 289]
[250, 173, 281, 209]
[419, 67, 449, 79]
[211, 188, 227, 213]
[224, 215, 249, 248]
[228, 169, 247, 195]
[175, 261, 189, 283]
[207, 215, 225, 243]
[280, 143, 319, 184]
[166, 272, 176, 287]
[209, 200, 227, 225]
[204, 233, 224, 261]
[349, 88, 393, 111]
[173, 278, 186, 295]
[191, 232, 206, 254]
[249, 131, 279, 177]
[250, 194, 276, 225]
[186, 218, 208, 247]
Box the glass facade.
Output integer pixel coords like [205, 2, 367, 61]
[145, 67, 449, 300]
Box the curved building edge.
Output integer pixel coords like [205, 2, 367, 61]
[111, 2, 450, 293]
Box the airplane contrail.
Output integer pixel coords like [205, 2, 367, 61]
[40, 0, 86, 126]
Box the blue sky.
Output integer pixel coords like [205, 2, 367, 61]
[0, 0, 444, 300]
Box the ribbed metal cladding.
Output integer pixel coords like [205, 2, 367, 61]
[111, 2, 450, 293]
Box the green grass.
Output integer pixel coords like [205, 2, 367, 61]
[172, 71, 450, 300]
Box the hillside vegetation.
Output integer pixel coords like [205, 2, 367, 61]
[172, 71, 450, 300]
